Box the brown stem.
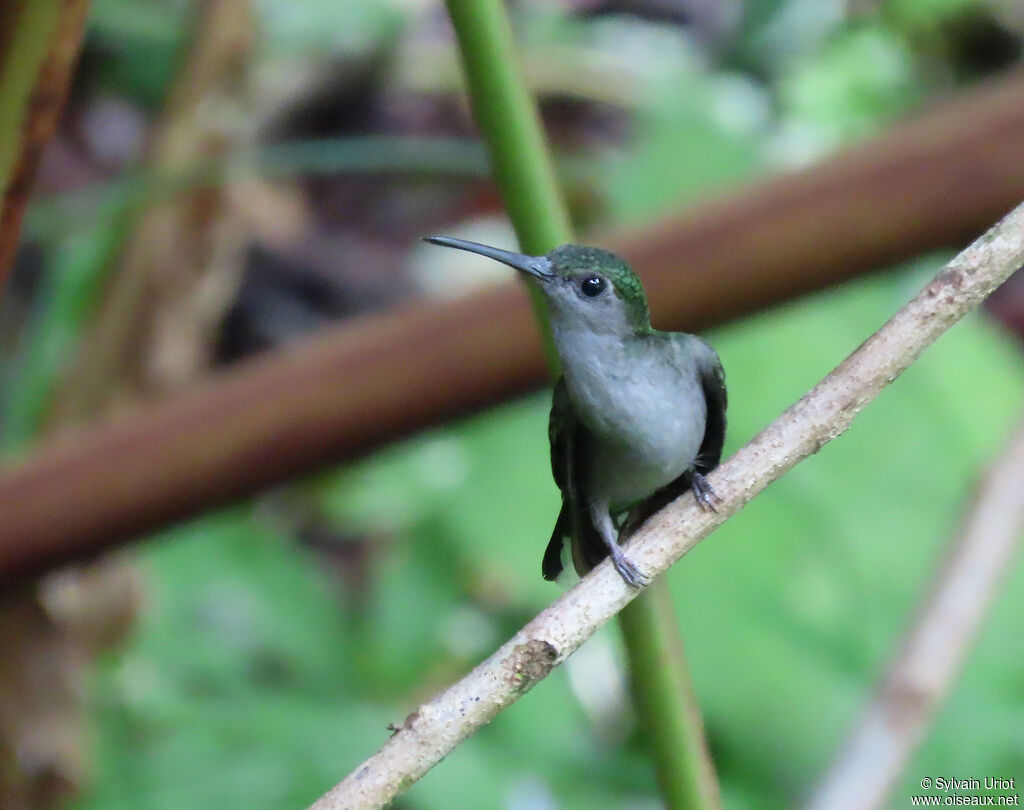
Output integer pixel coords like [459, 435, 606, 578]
[0, 0, 91, 288]
[621, 69, 1024, 332]
[4, 72, 1024, 579]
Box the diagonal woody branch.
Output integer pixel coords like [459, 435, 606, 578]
[307, 202, 1024, 810]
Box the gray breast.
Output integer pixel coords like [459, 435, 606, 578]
[564, 337, 707, 508]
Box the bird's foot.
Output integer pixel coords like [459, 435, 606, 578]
[609, 545, 649, 588]
[692, 472, 722, 512]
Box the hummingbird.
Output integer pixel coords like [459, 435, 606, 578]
[425, 237, 727, 588]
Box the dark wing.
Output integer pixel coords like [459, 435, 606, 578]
[548, 376, 574, 495]
[543, 378, 574, 580]
[692, 337, 727, 475]
[543, 378, 605, 580]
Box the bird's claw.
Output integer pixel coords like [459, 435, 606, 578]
[692, 472, 722, 512]
[610, 547, 648, 588]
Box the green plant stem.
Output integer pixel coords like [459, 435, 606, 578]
[621, 592, 722, 810]
[443, 1, 572, 255]
[443, 1, 720, 807]
[444, 0, 568, 369]
[1, 187, 139, 453]
[619, 581, 722, 808]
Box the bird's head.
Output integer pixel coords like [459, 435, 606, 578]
[425, 237, 650, 336]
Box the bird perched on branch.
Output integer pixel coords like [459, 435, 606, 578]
[426, 237, 727, 588]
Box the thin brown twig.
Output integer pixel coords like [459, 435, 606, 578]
[805, 416, 1024, 810]
[304, 202, 1024, 810]
[0, 0, 91, 287]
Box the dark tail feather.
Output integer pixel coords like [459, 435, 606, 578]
[544, 499, 608, 580]
[542, 502, 570, 581]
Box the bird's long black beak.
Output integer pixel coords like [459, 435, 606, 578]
[424, 236, 554, 281]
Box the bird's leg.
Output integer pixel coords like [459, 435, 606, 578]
[617, 503, 652, 542]
[691, 472, 722, 512]
[589, 502, 649, 588]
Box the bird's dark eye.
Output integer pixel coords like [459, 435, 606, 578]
[581, 275, 606, 297]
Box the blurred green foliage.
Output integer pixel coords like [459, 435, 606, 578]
[2, 186, 139, 451]
[87, 0, 188, 107]
[4, 0, 1019, 808]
